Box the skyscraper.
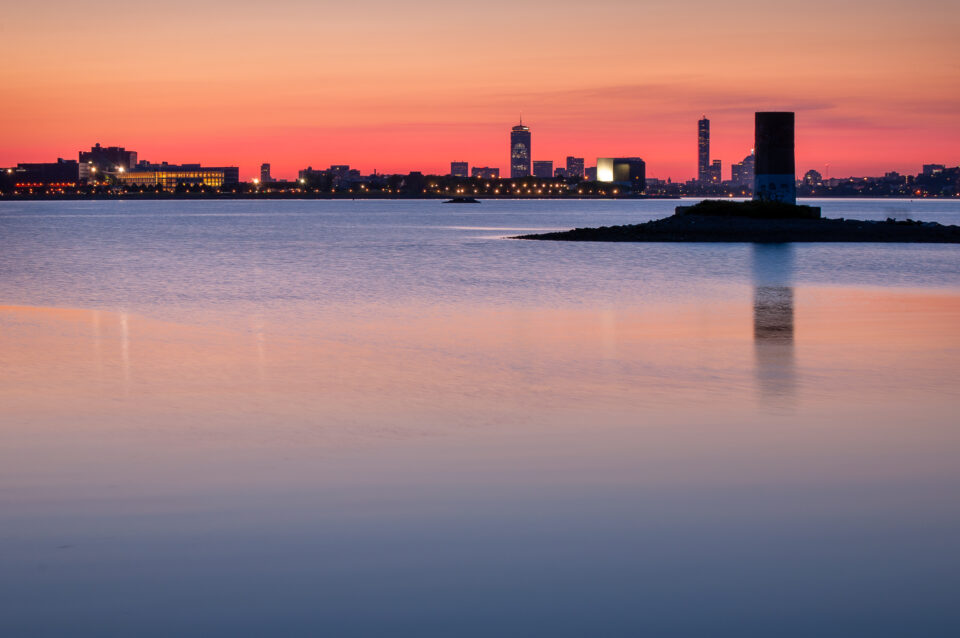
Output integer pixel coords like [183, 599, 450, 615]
[510, 119, 531, 178]
[260, 163, 272, 182]
[450, 161, 468, 178]
[753, 112, 796, 204]
[731, 151, 755, 187]
[697, 116, 710, 183]
[566, 156, 584, 179]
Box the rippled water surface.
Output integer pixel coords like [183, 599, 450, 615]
[2, 199, 959, 636]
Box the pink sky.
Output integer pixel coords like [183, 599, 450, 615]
[2, 0, 957, 180]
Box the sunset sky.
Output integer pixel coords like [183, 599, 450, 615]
[2, 0, 958, 180]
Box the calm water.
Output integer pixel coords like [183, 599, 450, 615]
[2, 198, 959, 637]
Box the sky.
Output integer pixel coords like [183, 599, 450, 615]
[1, 0, 958, 180]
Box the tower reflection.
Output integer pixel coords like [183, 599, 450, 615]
[751, 244, 796, 404]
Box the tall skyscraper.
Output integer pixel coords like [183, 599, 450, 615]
[510, 119, 531, 178]
[450, 161, 468, 178]
[753, 112, 796, 204]
[532, 160, 553, 178]
[697, 116, 710, 182]
[566, 156, 584, 179]
[260, 163, 272, 182]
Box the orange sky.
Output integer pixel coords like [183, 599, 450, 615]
[2, 0, 958, 180]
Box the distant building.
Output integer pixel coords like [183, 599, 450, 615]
[585, 166, 597, 181]
[10, 158, 80, 187]
[554, 167, 566, 178]
[79, 143, 137, 173]
[803, 169, 822, 186]
[697, 116, 710, 182]
[532, 160, 553, 178]
[566, 156, 584, 179]
[114, 163, 239, 190]
[753, 111, 796, 204]
[705, 159, 722, 184]
[450, 161, 469, 178]
[922, 164, 945, 176]
[471, 166, 500, 179]
[510, 120, 531, 178]
[596, 157, 646, 190]
[730, 151, 755, 187]
[260, 163, 272, 182]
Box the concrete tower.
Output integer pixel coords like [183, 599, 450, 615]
[753, 112, 796, 204]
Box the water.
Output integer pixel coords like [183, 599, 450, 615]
[1, 198, 959, 636]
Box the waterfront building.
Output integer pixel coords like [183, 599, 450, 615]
[450, 161, 469, 178]
[260, 163, 272, 182]
[510, 120, 531, 178]
[585, 166, 597, 181]
[532, 161, 553, 178]
[753, 111, 796, 204]
[554, 168, 566, 178]
[922, 164, 945, 176]
[79, 144, 137, 173]
[697, 116, 710, 182]
[596, 157, 646, 190]
[471, 166, 500, 179]
[114, 163, 239, 190]
[565, 156, 584, 179]
[10, 158, 80, 187]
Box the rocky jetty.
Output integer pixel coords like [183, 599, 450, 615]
[517, 199, 960, 243]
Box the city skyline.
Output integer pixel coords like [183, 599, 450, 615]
[2, 0, 957, 180]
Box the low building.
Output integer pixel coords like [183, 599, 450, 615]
[532, 160, 553, 178]
[471, 166, 499, 179]
[114, 163, 239, 190]
[596, 157, 646, 190]
[10, 158, 80, 187]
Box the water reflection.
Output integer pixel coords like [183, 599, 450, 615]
[752, 244, 796, 404]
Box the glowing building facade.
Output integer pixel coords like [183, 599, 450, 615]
[115, 164, 239, 190]
[510, 121, 531, 178]
[596, 157, 646, 190]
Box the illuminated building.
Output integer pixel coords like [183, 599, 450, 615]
[532, 160, 553, 178]
[554, 168, 566, 178]
[471, 166, 499, 179]
[510, 120, 531, 178]
[585, 166, 597, 181]
[79, 143, 137, 173]
[260, 163, 272, 182]
[565, 156, 584, 179]
[753, 112, 796, 204]
[697, 116, 710, 182]
[114, 163, 239, 190]
[450, 161, 468, 178]
[596, 157, 646, 190]
[922, 164, 945, 176]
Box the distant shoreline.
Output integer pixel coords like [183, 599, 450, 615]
[0, 193, 957, 202]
